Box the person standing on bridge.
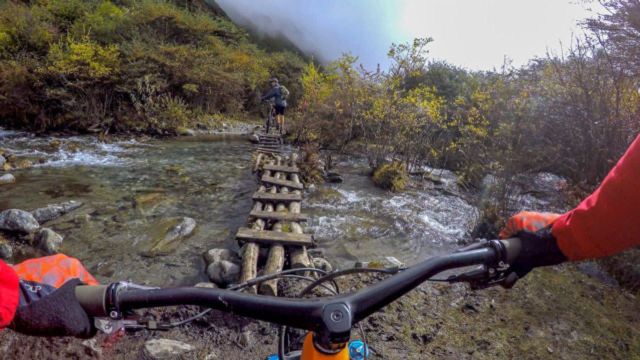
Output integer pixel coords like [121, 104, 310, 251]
[261, 77, 290, 135]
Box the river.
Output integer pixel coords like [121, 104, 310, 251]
[1, 130, 559, 287]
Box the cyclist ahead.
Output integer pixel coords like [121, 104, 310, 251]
[1, 134, 639, 337]
[261, 77, 290, 135]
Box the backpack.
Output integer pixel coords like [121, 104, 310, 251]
[280, 85, 290, 101]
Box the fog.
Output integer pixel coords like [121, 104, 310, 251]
[212, 0, 596, 71]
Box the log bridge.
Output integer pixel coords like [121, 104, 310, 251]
[238, 131, 313, 295]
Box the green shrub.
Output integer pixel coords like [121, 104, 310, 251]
[372, 161, 408, 192]
[47, 37, 120, 78]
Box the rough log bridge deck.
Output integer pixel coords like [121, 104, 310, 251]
[262, 164, 299, 173]
[232, 129, 313, 296]
[249, 210, 309, 222]
[260, 175, 305, 190]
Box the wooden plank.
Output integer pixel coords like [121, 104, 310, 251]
[249, 210, 308, 222]
[236, 228, 313, 246]
[257, 148, 284, 154]
[252, 191, 302, 202]
[263, 164, 299, 174]
[261, 175, 304, 190]
[258, 144, 281, 149]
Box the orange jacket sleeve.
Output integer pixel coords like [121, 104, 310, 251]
[0, 260, 20, 328]
[552, 134, 640, 261]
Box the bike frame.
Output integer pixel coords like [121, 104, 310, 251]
[76, 239, 520, 359]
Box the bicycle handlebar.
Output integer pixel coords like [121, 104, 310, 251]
[76, 238, 521, 350]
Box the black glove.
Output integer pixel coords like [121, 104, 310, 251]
[10, 279, 94, 338]
[502, 227, 567, 287]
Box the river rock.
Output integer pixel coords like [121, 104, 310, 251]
[312, 257, 333, 272]
[36, 228, 63, 254]
[0, 235, 12, 260]
[206, 260, 240, 285]
[0, 155, 5, 167]
[0, 209, 40, 233]
[195, 282, 219, 289]
[14, 159, 33, 169]
[176, 127, 195, 136]
[144, 217, 196, 256]
[248, 133, 260, 144]
[325, 171, 343, 183]
[143, 339, 195, 360]
[203, 248, 238, 266]
[31, 200, 83, 223]
[0, 174, 15, 185]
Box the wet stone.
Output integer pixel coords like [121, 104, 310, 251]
[143, 339, 195, 360]
[0, 173, 15, 185]
[0, 209, 40, 233]
[31, 200, 83, 223]
[143, 217, 196, 256]
[0, 235, 13, 260]
[36, 228, 64, 254]
[207, 260, 240, 286]
[203, 248, 238, 266]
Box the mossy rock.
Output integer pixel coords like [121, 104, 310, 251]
[165, 164, 186, 175]
[309, 187, 344, 202]
[372, 161, 408, 192]
[14, 159, 33, 169]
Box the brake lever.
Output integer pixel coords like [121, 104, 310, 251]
[449, 239, 514, 290]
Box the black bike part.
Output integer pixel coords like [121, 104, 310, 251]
[79, 241, 519, 351]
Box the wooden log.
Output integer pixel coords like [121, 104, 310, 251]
[252, 192, 302, 203]
[236, 228, 313, 246]
[259, 165, 286, 296]
[240, 199, 263, 293]
[289, 189, 311, 270]
[261, 175, 304, 190]
[253, 153, 263, 173]
[262, 164, 299, 174]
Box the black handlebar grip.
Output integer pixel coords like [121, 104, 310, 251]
[499, 238, 522, 264]
[75, 285, 109, 317]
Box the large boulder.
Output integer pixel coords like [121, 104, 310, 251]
[143, 339, 195, 360]
[35, 228, 64, 254]
[31, 200, 83, 223]
[0, 209, 40, 233]
[143, 217, 196, 256]
[0, 173, 15, 185]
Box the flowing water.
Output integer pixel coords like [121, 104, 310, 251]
[0, 131, 487, 286]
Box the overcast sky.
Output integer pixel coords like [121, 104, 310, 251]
[214, 0, 599, 71]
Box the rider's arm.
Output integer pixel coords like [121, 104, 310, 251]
[261, 87, 277, 101]
[0, 260, 20, 328]
[552, 134, 640, 260]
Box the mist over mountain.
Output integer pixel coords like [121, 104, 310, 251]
[212, 0, 399, 68]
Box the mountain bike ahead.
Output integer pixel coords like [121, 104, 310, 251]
[264, 100, 278, 135]
[75, 238, 523, 360]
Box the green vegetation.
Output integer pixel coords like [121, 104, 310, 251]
[291, 0, 640, 194]
[372, 161, 408, 192]
[0, 0, 305, 133]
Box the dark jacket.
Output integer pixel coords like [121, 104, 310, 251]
[262, 85, 286, 107]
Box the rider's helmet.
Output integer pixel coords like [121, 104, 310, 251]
[269, 77, 279, 85]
